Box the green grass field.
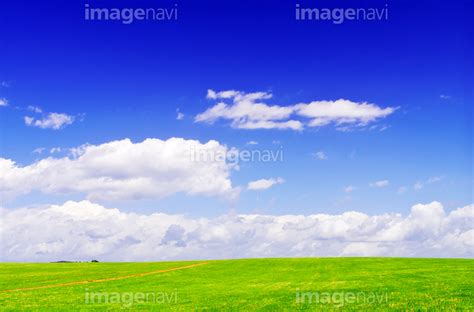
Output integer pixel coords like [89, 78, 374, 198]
[0, 258, 472, 311]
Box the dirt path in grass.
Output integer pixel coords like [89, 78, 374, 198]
[1, 262, 209, 293]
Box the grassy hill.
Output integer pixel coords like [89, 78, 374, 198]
[0, 258, 472, 310]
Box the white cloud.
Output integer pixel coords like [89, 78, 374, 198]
[344, 185, 355, 193]
[68, 143, 91, 158]
[247, 177, 285, 191]
[414, 176, 443, 191]
[370, 180, 390, 188]
[414, 181, 424, 190]
[206, 89, 242, 100]
[440, 94, 451, 100]
[196, 89, 396, 131]
[0, 81, 10, 88]
[398, 186, 408, 194]
[0, 98, 8, 107]
[50, 147, 62, 154]
[24, 112, 74, 130]
[313, 151, 328, 160]
[0, 138, 239, 201]
[237, 120, 303, 130]
[427, 176, 443, 183]
[1, 200, 472, 261]
[295, 99, 396, 128]
[27, 105, 43, 113]
[196, 90, 300, 130]
[176, 108, 184, 120]
[246, 141, 258, 145]
[32, 148, 45, 155]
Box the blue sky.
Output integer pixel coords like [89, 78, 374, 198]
[0, 0, 472, 260]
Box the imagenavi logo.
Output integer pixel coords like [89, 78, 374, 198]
[295, 3, 389, 24]
[84, 3, 178, 24]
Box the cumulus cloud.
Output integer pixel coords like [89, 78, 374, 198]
[344, 185, 355, 193]
[0, 98, 8, 107]
[49, 147, 62, 154]
[414, 181, 424, 191]
[238, 120, 303, 130]
[414, 176, 444, 191]
[295, 99, 396, 128]
[24, 112, 74, 130]
[195, 89, 396, 131]
[176, 108, 184, 120]
[196, 90, 300, 130]
[32, 147, 45, 155]
[398, 186, 408, 194]
[313, 151, 328, 160]
[0, 138, 238, 201]
[370, 180, 390, 188]
[246, 141, 258, 145]
[27, 105, 43, 113]
[247, 177, 285, 190]
[1, 200, 472, 261]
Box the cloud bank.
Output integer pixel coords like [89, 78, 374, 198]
[24, 112, 74, 130]
[370, 180, 390, 188]
[247, 177, 285, 190]
[0, 138, 238, 201]
[195, 89, 397, 131]
[1, 201, 472, 261]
